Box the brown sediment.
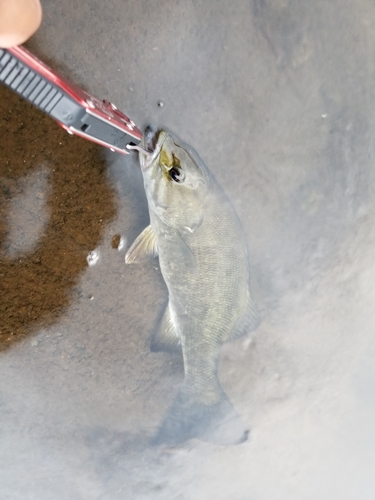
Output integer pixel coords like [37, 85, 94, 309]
[0, 84, 116, 350]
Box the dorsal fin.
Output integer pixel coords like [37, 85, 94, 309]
[226, 292, 261, 341]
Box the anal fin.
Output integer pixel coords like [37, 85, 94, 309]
[125, 225, 158, 264]
[151, 304, 182, 355]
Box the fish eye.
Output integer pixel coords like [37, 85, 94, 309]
[169, 166, 185, 183]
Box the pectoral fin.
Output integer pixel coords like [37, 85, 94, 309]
[125, 225, 158, 264]
[151, 304, 182, 355]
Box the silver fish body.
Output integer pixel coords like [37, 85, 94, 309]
[126, 129, 260, 445]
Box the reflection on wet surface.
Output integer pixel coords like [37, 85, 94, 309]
[0, 85, 116, 348]
[1, 167, 50, 257]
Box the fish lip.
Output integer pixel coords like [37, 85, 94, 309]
[140, 129, 168, 171]
[144, 126, 158, 151]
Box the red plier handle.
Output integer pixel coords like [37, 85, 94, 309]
[0, 45, 142, 155]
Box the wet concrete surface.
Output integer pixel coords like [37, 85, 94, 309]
[1, 0, 375, 498]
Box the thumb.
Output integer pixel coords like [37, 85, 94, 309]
[0, 0, 42, 48]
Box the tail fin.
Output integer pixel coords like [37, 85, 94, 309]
[151, 385, 248, 446]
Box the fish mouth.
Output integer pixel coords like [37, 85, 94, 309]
[140, 127, 168, 171]
[144, 126, 158, 151]
[144, 126, 169, 152]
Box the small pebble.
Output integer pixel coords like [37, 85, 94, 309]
[158, 101, 164, 108]
[111, 234, 125, 250]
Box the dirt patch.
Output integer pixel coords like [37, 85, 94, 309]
[0, 84, 116, 350]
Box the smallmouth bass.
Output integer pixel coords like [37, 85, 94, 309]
[126, 128, 260, 445]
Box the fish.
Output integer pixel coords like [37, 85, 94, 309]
[125, 127, 260, 446]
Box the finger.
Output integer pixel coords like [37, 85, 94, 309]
[0, 0, 42, 48]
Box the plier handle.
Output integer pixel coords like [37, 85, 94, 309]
[0, 45, 143, 155]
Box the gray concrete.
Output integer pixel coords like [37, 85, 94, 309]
[1, 0, 375, 498]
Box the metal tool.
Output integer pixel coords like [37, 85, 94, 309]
[0, 45, 143, 155]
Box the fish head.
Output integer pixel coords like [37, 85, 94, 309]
[139, 128, 208, 233]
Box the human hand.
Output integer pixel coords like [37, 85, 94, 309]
[0, 0, 42, 48]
